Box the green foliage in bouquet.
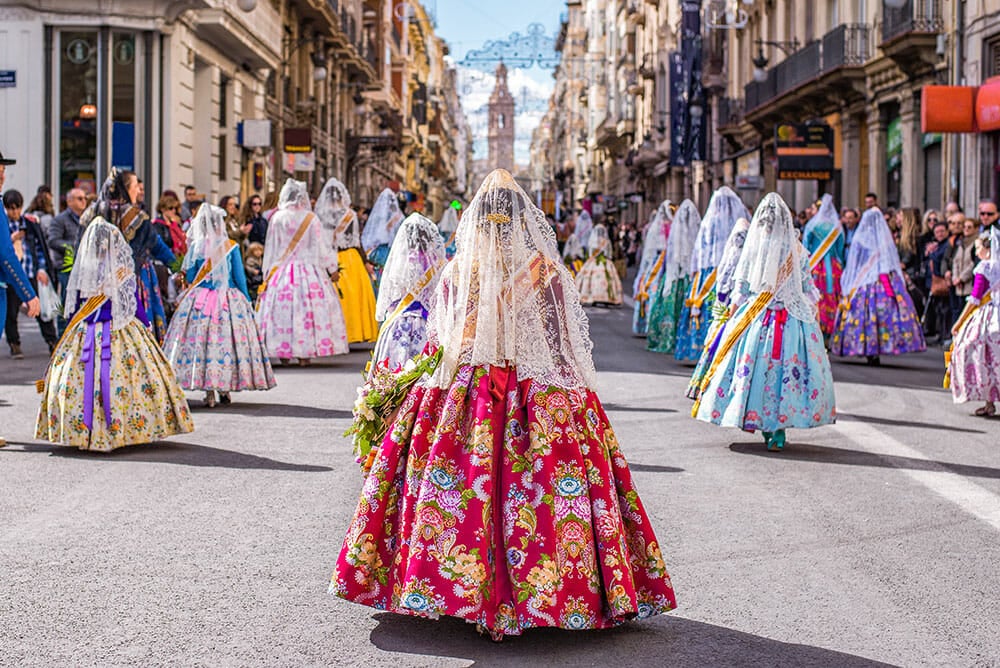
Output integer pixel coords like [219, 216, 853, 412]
[345, 347, 443, 471]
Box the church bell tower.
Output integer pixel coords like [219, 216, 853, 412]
[488, 62, 515, 172]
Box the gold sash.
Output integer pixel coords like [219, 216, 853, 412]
[809, 224, 842, 271]
[257, 212, 316, 303]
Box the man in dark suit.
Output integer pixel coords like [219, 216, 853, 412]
[0, 150, 40, 447]
[47, 187, 87, 333]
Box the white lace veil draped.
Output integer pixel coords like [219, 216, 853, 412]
[263, 178, 338, 274]
[315, 178, 360, 250]
[438, 207, 459, 234]
[663, 199, 701, 286]
[427, 169, 597, 390]
[586, 224, 612, 255]
[361, 188, 403, 252]
[64, 217, 137, 330]
[183, 204, 231, 288]
[375, 212, 447, 321]
[803, 193, 839, 244]
[840, 207, 903, 293]
[574, 210, 593, 244]
[976, 226, 1000, 288]
[640, 202, 671, 264]
[715, 217, 752, 299]
[690, 186, 750, 272]
[733, 192, 816, 322]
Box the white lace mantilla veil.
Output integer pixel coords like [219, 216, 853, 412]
[315, 177, 361, 250]
[438, 207, 459, 234]
[690, 186, 750, 272]
[715, 216, 752, 298]
[263, 178, 337, 274]
[840, 207, 904, 294]
[64, 217, 137, 330]
[427, 169, 598, 390]
[803, 193, 839, 242]
[976, 226, 1000, 288]
[639, 202, 671, 265]
[574, 210, 593, 244]
[586, 224, 612, 255]
[663, 199, 701, 286]
[361, 188, 403, 253]
[183, 204, 232, 288]
[375, 212, 446, 321]
[733, 192, 816, 322]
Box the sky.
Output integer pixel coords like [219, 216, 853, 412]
[428, 0, 563, 164]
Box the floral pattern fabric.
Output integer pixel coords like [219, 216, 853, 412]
[163, 286, 276, 392]
[949, 299, 1000, 403]
[575, 254, 623, 306]
[331, 363, 676, 637]
[372, 303, 429, 372]
[646, 274, 690, 354]
[35, 319, 194, 451]
[674, 267, 716, 362]
[695, 305, 836, 432]
[831, 272, 926, 357]
[256, 260, 349, 360]
[138, 259, 168, 344]
[368, 244, 390, 293]
[812, 257, 843, 337]
[632, 251, 665, 335]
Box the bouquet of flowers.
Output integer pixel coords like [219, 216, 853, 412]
[345, 347, 442, 474]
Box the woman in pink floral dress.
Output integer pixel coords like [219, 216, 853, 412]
[331, 169, 676, 639]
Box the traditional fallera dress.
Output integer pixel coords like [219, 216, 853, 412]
[686, 216, 751, 399]
[438, 206, 459, 259]
[648, 200, 700, 353]
[362, 188, 404, 292]
[692, 193, 836, 449]
[256, 178, 349, 361]
[802, 194, 845, 337]
[162, 205, 275, 394]
[561, 210, 592, 276]
[575, 224, 623, 306]
[631, 201, 671, 335]
[332, 169, 676, 639]
[371, 212, 446, 372]
[948, 229, 1000, 403]
[316, 178, 378, 343]
[35, 218, 193, 451]
[831, 208, 926, 358]
[675, 186, 748, 362]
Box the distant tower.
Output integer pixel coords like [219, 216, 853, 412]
[488, 61, 515, 171]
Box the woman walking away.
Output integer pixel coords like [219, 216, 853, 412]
[361, 188, 404, 292]
[316, 177, 378, 344]
[162, 204, 275, 408]
[575, 223, 623, 306]
[438, 205, 459, 259]
[632, 200, 671, 335]
[256, 178, 349, 365]
[371, 212, 446, 373]
[333, 169, 676, 639]
[947, 228, 1000, 416]
[831, 207, 926, 365]
[675, 186, 749, 362]
[692, 193, 836, 452]
[647, 199, 700, 353]
[686, 215, 751, 400]
[35, 218, 193, 451]
[802, 194, 844, 339]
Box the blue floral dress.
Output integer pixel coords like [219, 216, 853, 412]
[674, 267, 716, 362]
[372, 301, 429, 371]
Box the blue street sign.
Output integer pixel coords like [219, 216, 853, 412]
[0, 70, 16, 88]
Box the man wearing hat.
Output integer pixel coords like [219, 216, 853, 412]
[0, 150, 41, 447]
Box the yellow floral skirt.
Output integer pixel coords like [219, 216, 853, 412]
[337, 248, 379, 343]
[35, 318, 194, 451]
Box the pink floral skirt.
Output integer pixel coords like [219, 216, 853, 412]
[331, 364, 676, 637]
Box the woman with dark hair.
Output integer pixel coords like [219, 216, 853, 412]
[239, 194, 268, 246]
[26, 186, 55, 236]
[219, 195, 250, 245]
[88, 168, 178, 343]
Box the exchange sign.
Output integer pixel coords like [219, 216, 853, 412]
[775, 122, 834, 180]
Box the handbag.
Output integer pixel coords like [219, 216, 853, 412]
[930, 274, 950, 298]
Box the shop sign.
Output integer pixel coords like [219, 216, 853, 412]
[0, 70, 15, 88]
[239, 119, 272, 148]
[735, 149, 760, 189]
[886, 117, 902, 171]
[775, 122, 834, 180]
[735, 174, 763, 190]
[66, 38, 92, 65]
[283, 150, 315, 172]
[283, 127, 312, 153]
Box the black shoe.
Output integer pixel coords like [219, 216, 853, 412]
[10, 344, 23, 360]
[866, 355, 881, 367]
[219, 392, 231, 405]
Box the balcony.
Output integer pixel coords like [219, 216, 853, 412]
[744, 23, 869, 123]
[880, 0, 943, 77]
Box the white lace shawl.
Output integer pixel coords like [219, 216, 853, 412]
[375, 213, 446, 321]
[64, 217, 137, 330]
[690, 186, 750, 272]
[361, 188, 403, 252]
[663, 199, 701, 286]
[840, 207, 903, 293]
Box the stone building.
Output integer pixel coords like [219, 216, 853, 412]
[487, 62, 515, 173]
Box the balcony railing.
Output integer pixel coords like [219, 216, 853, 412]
[744, 23, 870, 112]
[882, 0, 943, 43]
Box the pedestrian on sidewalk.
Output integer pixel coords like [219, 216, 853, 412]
[47, 187, 88, 328]
[332, 168, 676, 639]
[35, 217, 193, 451]
[647, 199, 699, 353]
[370, 211, 445, 373]
[162, 204, 275, 408]
[691, 192, 836, 452]
[4, 189, 58, 357]
[26, 186, 55, 236]
[241, 194, 269, 246]
[924, 219, 955, 344]
[947, 228, 1000, 416]
[831, 207, 926, 365]
[896, 207, 927, 318]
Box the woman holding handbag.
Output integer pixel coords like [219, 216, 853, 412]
[925, 220, 954, 344]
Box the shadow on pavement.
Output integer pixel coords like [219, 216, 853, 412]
[829, 350, 948, 391]
[628, 463, 685, 473]
[837, 411, 986, 434]
[729, 442, 1000, 480]
[368, 612, 895, 667]
[2, 441, 332, 472]
[191, 402, 351, 420]
[602, 403, 677, 414]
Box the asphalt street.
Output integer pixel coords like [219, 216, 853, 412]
[1, 304, 999, 667]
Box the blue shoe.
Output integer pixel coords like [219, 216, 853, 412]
[767, 429, 786, 452]
[762, 431, 773, 448]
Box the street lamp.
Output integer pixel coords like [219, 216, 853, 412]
[236, 0, 256, 11]
[751, 37, 800, 83]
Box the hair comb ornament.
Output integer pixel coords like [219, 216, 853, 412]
[486, 212, 511, 224]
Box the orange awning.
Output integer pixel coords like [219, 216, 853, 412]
[922, 86, 977, 133]
[976, 76, 1000, 132]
